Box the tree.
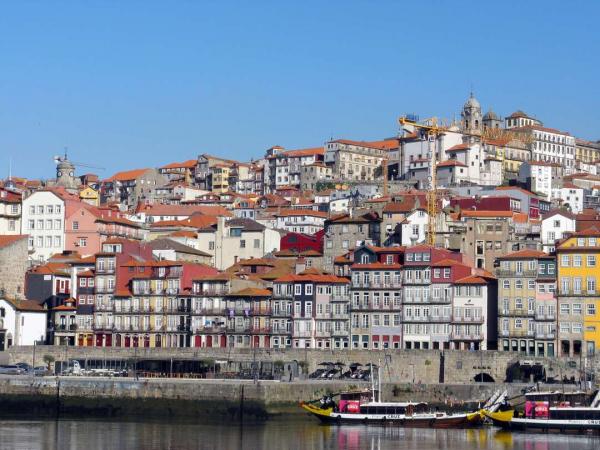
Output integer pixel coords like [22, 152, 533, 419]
[43, 354, 55, 370]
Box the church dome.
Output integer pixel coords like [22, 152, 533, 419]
[483, 109, 499, 120]
[464, 93, 480, 109]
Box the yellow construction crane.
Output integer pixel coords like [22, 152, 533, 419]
[398, 116, 448, 246]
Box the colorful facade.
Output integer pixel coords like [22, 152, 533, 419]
[556, 228, 600, 357]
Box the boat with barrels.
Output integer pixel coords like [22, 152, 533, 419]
[300, 365, 496, 427]
[484, 389, 600, 432]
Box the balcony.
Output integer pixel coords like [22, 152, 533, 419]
[496, 270, 537, 277]
[271, 327, 291, 334]
[534, 313, 556, 321]
[95, 304, 114, 312]
[194, 325, 227, 333]
[193, 289, 229, 297]
[194, 307, 227, 315]
[226, 325, 253, 333]
[499, 309, 535, 317]
[315, 330, 330, 338]
[428, 296, 452, 304]
[251, 307, 272, 316]
[54, 324, 78, 332]
[251, 326, 272, 334]
[177, 305, 191, 313]
[499, 329, 535, 337]
[92, 324, 114, 331]
[535, 332, 556, 340]
[132, 287, 151, 296]
[177, 324, 191, 332]
[331, 295, 350, 302]
[272, 292, 293, 299]
[403, 278, 431, 285]
[404, 315, 451, 323]
[331, 328, 348, 337]
[271, 309, 291, 317]
[450, 332, 483, 340]
[452, 315, 485, 324]
[294, 330, 313, 338]
[331, 312, 349, 320]
[95, 287, 113, 294]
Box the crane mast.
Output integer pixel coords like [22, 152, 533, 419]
[398, 116, 446, 246]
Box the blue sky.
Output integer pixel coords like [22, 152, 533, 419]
[1, 1, 598, 179]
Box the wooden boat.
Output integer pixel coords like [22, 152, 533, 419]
[300, 364, 483, 428]
[484, 389, 600, 432]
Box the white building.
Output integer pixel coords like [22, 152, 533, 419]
[551, 183, 585, 214]
[518, 161, 563, 201]
[399, 129, 463, 180]
[512, 124, 576, 175]
[400, 209, 428, 246]
[196, 217, 281, 270]
[451, 276, 491, 350]
[0, 187, 21, 235]
[540, 210, 576, 253]
[21, 190, 66, 262]
[273, 209, 327, 234]
[0, 298, 47, 349]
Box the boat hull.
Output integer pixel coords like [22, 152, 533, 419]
[301, 403, 482, 428]
[484, 410, 600, 432]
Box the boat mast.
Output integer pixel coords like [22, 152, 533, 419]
[371, 363, 376, 403]
[378, 359, 382, 403]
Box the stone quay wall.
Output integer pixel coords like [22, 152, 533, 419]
[6, 346, 589, 384]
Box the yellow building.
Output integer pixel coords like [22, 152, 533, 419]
[79, 186, 99, 206]
[211, 164, 230, 193]
[556, 227, 600, 357]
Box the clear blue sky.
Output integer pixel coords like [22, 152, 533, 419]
[1, 1, 598, 179]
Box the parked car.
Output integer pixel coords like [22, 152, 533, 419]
[33, 366, 50, 376]
[0, 365, 25, 375]
[15, 362, 32, 372]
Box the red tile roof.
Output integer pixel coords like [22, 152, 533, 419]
[0, 235, 27, 249]
[160, 159, 197, 170]
[454, 275, 487, 285]
[105, 168, 151, 182]
[497, 249, 548, 259]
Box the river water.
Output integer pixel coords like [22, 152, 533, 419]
[0, 418, 598, 450]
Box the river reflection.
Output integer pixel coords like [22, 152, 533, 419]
[0, 418, 598, 450]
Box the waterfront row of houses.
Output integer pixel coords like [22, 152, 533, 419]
[2, 224, 595, 359]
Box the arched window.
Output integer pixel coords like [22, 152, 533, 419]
[0, 308, 5, 318]
[361, 254, 370, 264]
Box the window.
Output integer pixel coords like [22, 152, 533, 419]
[209, 241, 215, 250]
[79, 238, 87, 247]
[560, 303, 570, 315]
[515, 319, 522, 329]
[240, 240, 246, 248]
[587, 304, 596, 316]
[515, 280, 523, 289]
[294, 284, 302, 295]
[588, 277, 596, 294]
[587, 255, 596, 267]
[305, 284, 313, 295]
[55, 204, 61, 214]
[573, 255, 582, 267]
[37, 205, 44, 214]
[254, 239, 260, 249]
[73, 221, 79, 230]
[573, 303, 582, 315]
[561, 255, 569, 267]
[342, 240, 349, 249]
[528, 280, 535, 290]
[230, 228, 242, 237]
[503, 280, 510, 289]
[443, 268, 450, 279]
